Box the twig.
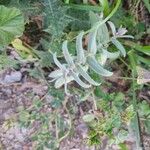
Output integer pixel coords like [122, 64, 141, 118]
[58, 95, 72, 143]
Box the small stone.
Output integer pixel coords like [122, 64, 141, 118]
[4, 71, 22, 83]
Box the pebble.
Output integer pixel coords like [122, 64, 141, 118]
[3, 71, 22, 83]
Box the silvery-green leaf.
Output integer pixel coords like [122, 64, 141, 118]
[49, 69, 63, 78]
[53, 53, 66, 70]
[76, 31, 86, 63]
[88, 28, 98, 55]
[105, 50, 120, 59]
[77, 65, 100, 86]
[62, 40, 75, 67]
[99, 49, 108, 65]
[71, 71, 91, 88]
[111, 38, 126, 57]
[87, 56, 113, 76]
[54, 76, 74, 88]
[89, 11, 99, 27]
[117, 35, 134, 39]
[108, 21, 116, 36]
[97, 18, 110, 44]
[89, 11, 109, 44]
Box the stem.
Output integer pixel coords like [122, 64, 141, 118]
[85, 0, 121, 34]
[65, 4, 103, 12]
[92, 91, 98, 110]
[99, 0, 110, 15]
[58, 95, 72, 143]
[128, 51, 144, 150]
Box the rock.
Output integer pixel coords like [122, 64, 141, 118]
[3, 71, 22, 84]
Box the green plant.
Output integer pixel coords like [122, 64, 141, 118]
[49, 11, 133, 94]
[0, 5, 24, 48]
[83, 91, 135, 147]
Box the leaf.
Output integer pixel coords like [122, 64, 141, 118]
[108, 21, 116, 36]
[89, 11, 110, 44]
[97, 19, 110, 44]
[99, 49, 107, 65]
[76, 31, 86, 63]
[144, 120, 150, 134]
[71, 71, 91, 88]
[12, 39, 35, 59]
[105, 50, 120, 59]
[142, 0, 150, 13]
[83, 114, 95, 122]
[43, 0, 72, 38]
[53, 53, 66, 70]
[54, 75, 74, 88]
[111, 38, 126, 57]
[136, 55, 150, 65]
[135, 45, 150, 56]
[66, 4, 103, 12]
[87, 56, 113, 76]
[34, 51, 52, 67]
[77, 65, 100, 86]
[49, 69, 63, 78]
[99, 49, 120, 65]
[89, 11, 99, 27]
[138, 101, 150, 116]
[0, 55, 19, 70]
[0, 5, 24, 47]
[62, 40, 75, 67]
[88, 28, 98, 55]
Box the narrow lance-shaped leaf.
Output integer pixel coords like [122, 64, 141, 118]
[53, 53, 66, 70]
[87, 56, 113, 76]
[88, 27, 98, 55]
[89, 11, 99, 27]
[49, 69, 63, 78]
[108, 21, 116, 36]
[77, 65, 100, 86]
[111, 38, 126, 57]
[71, 71, 91, 88]
[99, 49, 108, 65]
[105, 50, 120, 59]
[117, 35, 134, 39]
[76, 31, 86, 63]
[54, 75, 74, 88]
[62, 40, 75, 67]
[97, 18, 110, 44]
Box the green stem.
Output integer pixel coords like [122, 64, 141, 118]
[92, 91, 98, 110]
[58, 95, 72, 143]
[65, 4, 103, 12]
[99, 0, 110, 15]
[128, 51, 143, 150]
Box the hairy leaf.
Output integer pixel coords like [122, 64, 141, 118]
[77, 65, 100, 86]
[62, 40, 75, 67]
[71, 71, 91, 88]
[111, 38, 126, 57]
[88, 28, 98, 55]
[76, 31, 86, 63]
[87, 56, 113, 76]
